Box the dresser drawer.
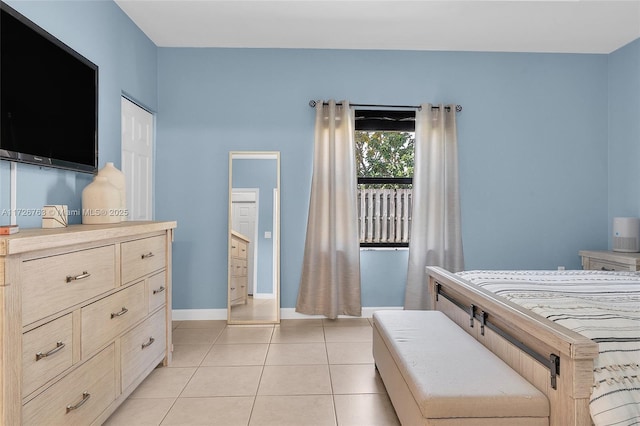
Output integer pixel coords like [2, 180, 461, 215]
[81, 281, 146, 358]
[148, 271, 167, 313]
[231, 237, 240, 258]
[121, 309, 166, 391]
[230, 258, 241, 277]
[237, 239, 248, 259]
[21, 245, 116, 326]
[588, 259, 631, 272]
[22, 344, 116, 426]
[230, 275, 247, 305]
[231, 258, 247, 277]
[121, 235, 166, 284]
[230, 277, 240, 301]
[22, 314, 73, 397]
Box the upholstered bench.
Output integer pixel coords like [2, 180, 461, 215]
[372, 310, 549, 425]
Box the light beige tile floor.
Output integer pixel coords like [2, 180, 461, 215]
[104, 318, 399, 426]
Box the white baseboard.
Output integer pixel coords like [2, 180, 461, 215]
[172, 306, 402, 321]
[172, 309, 227, 321]
[280, 306, 402, 319]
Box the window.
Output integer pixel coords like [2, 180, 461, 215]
[355, 110, 415, 247]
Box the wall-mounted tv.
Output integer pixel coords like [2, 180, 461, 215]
[1, 1, 98, 173]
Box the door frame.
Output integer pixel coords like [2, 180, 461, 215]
[121, 95, 155, 220]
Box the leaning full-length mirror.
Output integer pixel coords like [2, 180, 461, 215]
[228, 152, 280, 324]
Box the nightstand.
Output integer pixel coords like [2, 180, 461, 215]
[579, 250, 640, 271]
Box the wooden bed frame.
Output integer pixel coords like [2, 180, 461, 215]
[426, 266, 599, 426]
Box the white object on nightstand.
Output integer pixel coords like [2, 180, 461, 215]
[612, 217, 640, 253]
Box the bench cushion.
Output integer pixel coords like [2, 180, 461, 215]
[373, 310, 549, 420]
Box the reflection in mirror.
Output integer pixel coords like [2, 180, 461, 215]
[228, 152, 280, 324]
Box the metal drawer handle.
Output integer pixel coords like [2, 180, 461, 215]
[230, 287, 236, 290]
[110, 307, 129, 318]
[601, 266, 614, 271]
[141, 252, 155, 259]
[153, 286, 166, 295]
[66, 271, 91, 283]
[35, 341, 65, 361]
[66, 392, 90, 413]
[141, 336, 155, 349]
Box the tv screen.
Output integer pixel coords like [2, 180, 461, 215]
[1, 2, 98, 173]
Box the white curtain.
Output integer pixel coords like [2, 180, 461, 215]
[296, 100, 362, 319]
[405, 104, 464, 310]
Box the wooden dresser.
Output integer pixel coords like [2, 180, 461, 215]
[579, 250, 640, 271]
[0, 221, 176, 425]
[229, 231, 249, 306]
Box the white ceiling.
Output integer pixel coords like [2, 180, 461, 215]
[114, 1, 640, 54]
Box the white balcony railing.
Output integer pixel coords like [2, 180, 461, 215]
[357, 188, 412, 244]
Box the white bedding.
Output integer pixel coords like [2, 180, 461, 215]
[457, 270, 640, 426]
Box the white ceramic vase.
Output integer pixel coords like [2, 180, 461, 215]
[97, 162, 127, 221]
[81, 176, 121, 224]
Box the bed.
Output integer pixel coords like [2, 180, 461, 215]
[425, 267, 640, 426]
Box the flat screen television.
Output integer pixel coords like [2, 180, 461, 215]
[1, 1, 98, 173]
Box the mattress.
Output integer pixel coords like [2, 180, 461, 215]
[456, 270, 640, 426]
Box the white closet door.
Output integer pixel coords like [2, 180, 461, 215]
[121, 97, 153, 220]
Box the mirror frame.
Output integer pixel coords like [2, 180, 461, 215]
[228, 151, 280, 324]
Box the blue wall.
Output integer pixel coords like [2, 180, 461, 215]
[2, 2, 638, 312]
[156, 48, 610, 310]
[0, 0, 157, 227]
[608, 39, 640, 246]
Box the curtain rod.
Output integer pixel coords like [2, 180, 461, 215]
[308, 100, 462, 112]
